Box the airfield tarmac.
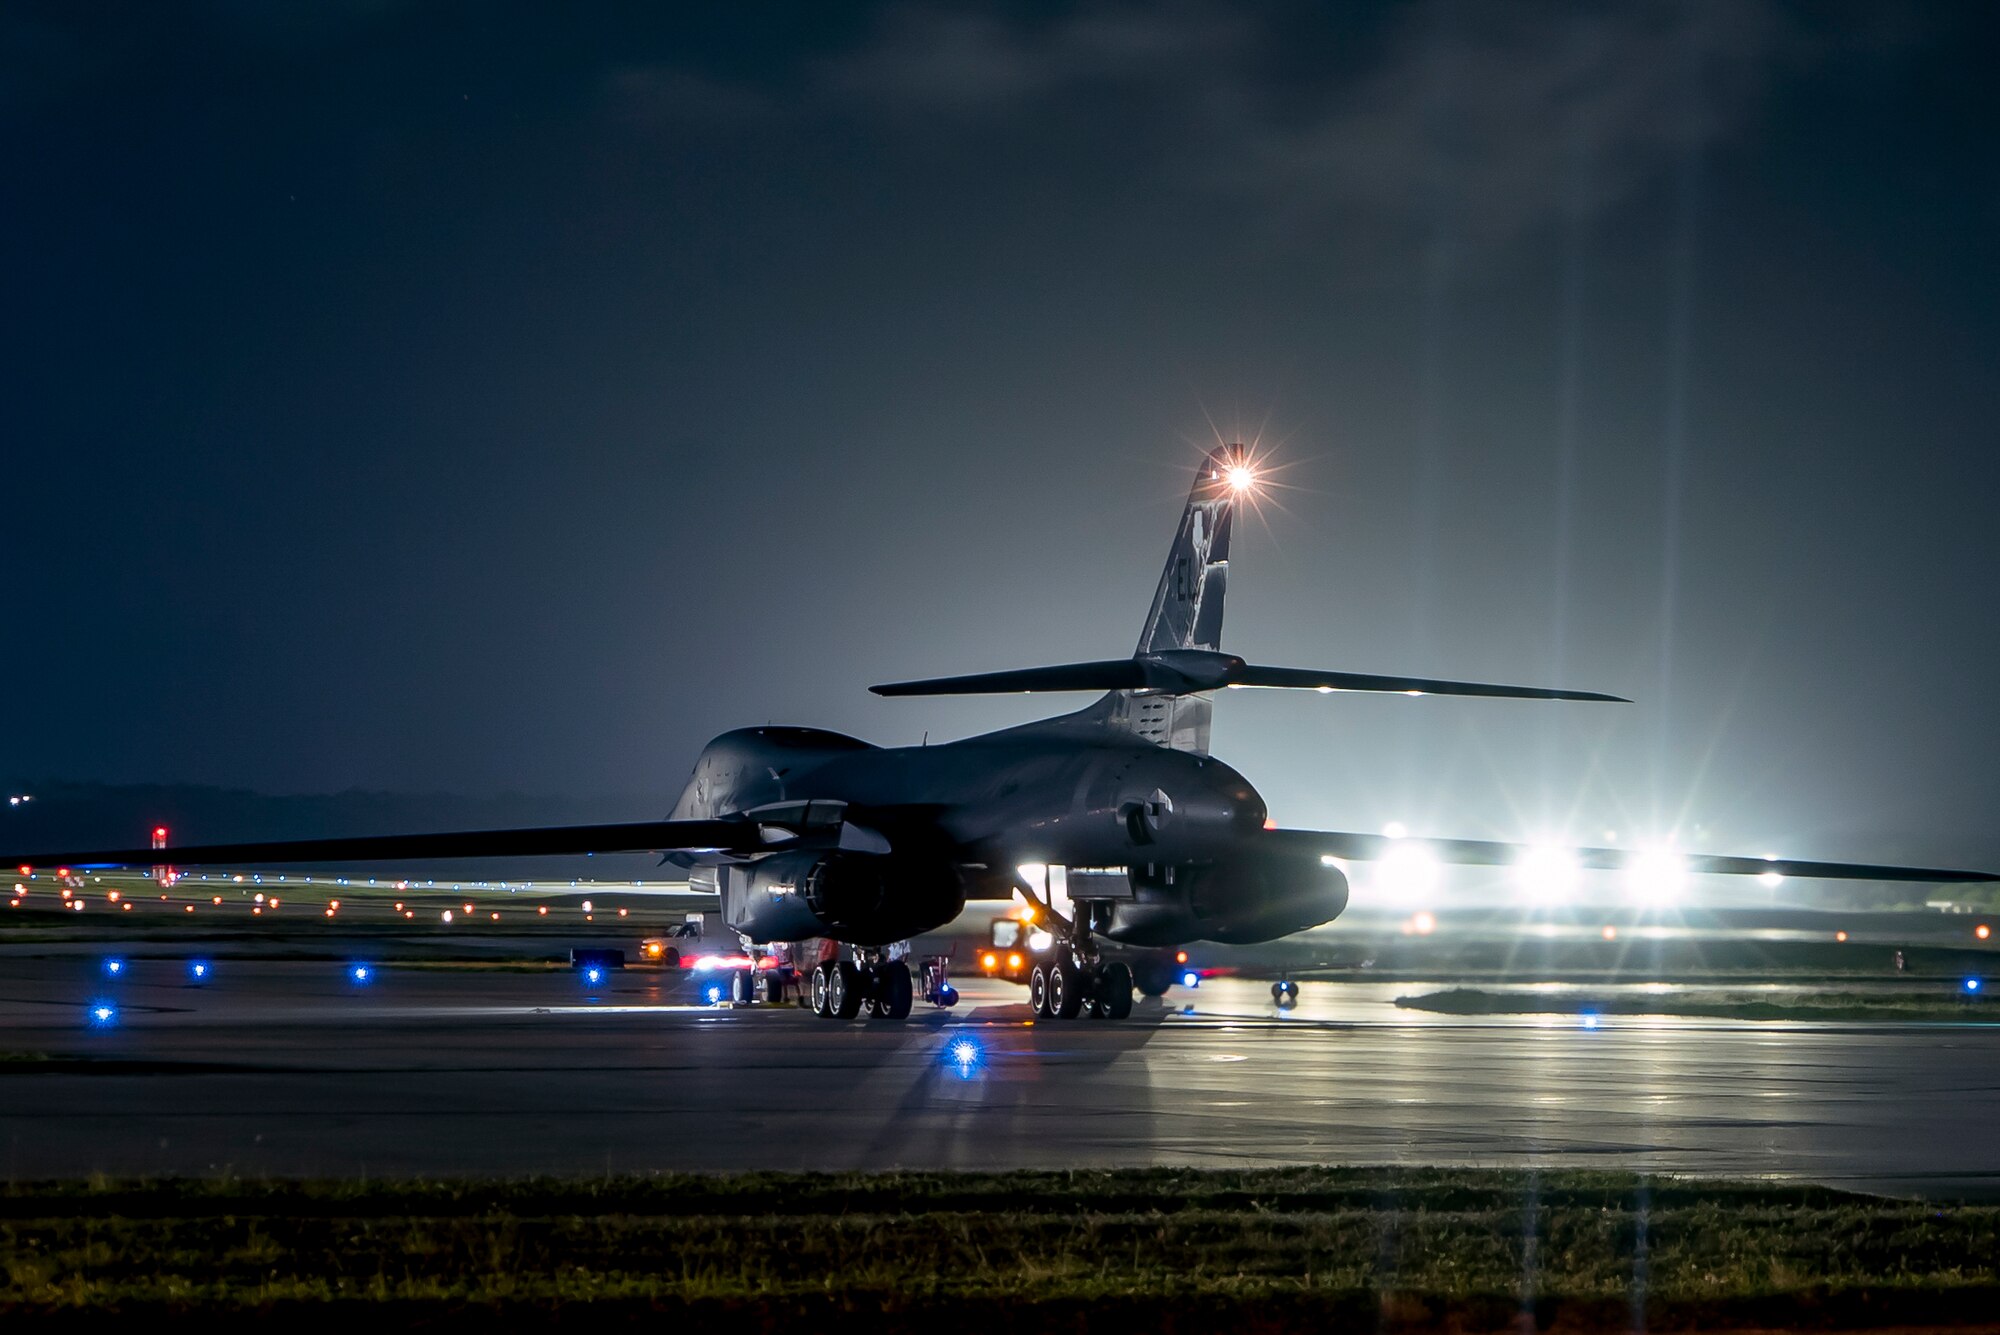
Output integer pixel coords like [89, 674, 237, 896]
[2, 958, 1997, 1196]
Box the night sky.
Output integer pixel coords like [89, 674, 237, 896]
[5, 3, 1996, 870]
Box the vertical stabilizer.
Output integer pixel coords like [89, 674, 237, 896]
[1092, 445, 1246, 753]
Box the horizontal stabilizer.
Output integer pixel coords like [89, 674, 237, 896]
[871, 649, 1625, 703]
[1264, 828, 2000, 884]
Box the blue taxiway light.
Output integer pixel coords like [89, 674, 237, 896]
[188, 961, 210, 982]
[1581, 1012, 1601, 1030]
[584, 967, 604, 985]
[1967, 978, 1983, 994]
[103, 958, 124, 977]
[1180, 971, 1199, 988]
[703, 984, 724, 1004]
[349, 965, 372, 984]
[944, 1037, 984, 1077]
[86, 1001, 118, 1028]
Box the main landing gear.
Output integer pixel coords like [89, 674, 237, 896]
[805, 945, 958, 1021]
[1026, 914, 1134, 1021]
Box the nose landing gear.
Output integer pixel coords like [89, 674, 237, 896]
[1271, 976, 1300, 1007]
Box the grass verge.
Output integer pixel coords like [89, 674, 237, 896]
[1, 1169, 1997, 1331]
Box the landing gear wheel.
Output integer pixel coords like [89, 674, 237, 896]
[830, 960, 864, 1018]
[764, 974, 786, 1006]
[1050, 961, 1085, 1018]
[1272, 979, 1299, 1007]
[1029, 963, 1052, 1017]
[810, 962, 833, 1016]
[1099, 962, 1134, 1020]
[730, 969, 752, 1005]
[873, 961, 913, 1019]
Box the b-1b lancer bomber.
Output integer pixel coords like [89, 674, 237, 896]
[13, 447, 1996, 1020]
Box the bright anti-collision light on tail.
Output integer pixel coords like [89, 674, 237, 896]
[1226, 464, 1256, 493]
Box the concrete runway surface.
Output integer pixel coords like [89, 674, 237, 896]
[2, 958, 1997, 1196]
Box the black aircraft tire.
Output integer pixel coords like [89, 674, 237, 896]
[1029, 964, 1051, 1017]
[831, 961, 865, 1019]
[1051, 962, 1085, 1019]
[878, 961, 913, 1019]
[1100, 962, 1134, 1020]
[764, 974, 786, 1006]
[809, 963, 832, 1016]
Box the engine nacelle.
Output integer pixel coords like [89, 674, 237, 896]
[1097, 848, 1349, 946]
[725, 851, 965, 946]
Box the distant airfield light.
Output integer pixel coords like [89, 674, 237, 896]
[463, 903, 473, 914]
[350, 965, 372, 984]
[329, 899, 340, 910]
[536, 906, 548, 916]
[1967, 978, 1982, 994]
[1835, 930, 1849, 943]
[121, 902, 131, 911]
[103, 958, 124, 977]
[107, 890, 119, 902]
[189, 961, 209, 982]
[617, 907, 628, 918]
[704, 983, 724, 1004]
[86, 1001, 117, 1028]
[184, 905, 195, 913]
[1516, 843, 1581, 901]
[1408, 910, 1437, 936]
[60, 888, 70, 900]
[580, 900, 593, 913]
[584, 966, 604, 985]
[1977, 924, 1991, 941]
[490, 911, 499, 921]
[1630, 847, 1686, 904]
[1581, 1012, 1600, 1030]
[211, 896, 222, 906]
[1181, 970, 1200, 989]
[393, 901, 403, 912]
[255, 893, 266, 903]
[1376, 841, 1439, 904]
[1601, 925, 1618, 941]
[441, 909, 454, 923]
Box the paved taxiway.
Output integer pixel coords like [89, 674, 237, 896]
[2, 958, 1996, 1196]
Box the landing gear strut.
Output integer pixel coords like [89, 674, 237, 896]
[1025, 902, 1134, 1021]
